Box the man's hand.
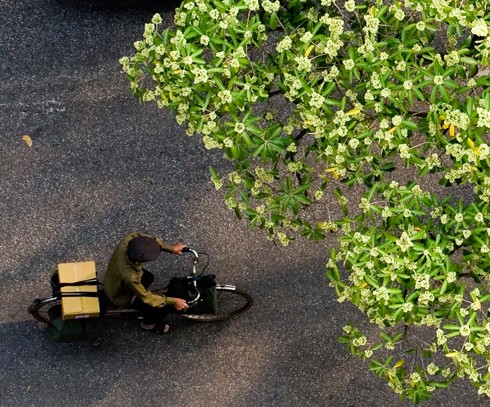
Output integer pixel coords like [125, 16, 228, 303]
[172, 243, 187, 254]
[174, 298, 188, 311]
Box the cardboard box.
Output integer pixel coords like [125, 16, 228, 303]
[58, 261, 100, 320]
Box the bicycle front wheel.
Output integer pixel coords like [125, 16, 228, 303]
[28, 297, 60, 324]
[178, 285, 253, 322]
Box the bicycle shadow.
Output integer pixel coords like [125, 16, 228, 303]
[0, 311, 253, 407]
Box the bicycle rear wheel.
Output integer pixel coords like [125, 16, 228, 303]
[178, 285, 253, 322]
[28, 297, 60, 324]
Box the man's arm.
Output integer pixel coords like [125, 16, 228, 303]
[155, 236, 186, 254]
[127, 271, 177, 307]
[125, 270, 188, 310]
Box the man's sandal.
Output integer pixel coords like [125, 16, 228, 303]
[139, 321, 170, 335]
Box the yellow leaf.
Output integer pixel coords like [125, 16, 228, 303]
[467, 138, 481, 155]
[388, 126, 397, 134]
[394, 359, 405, 368]
[305, 45, 315, 57]
[449, 123, 455, 137]
[359, 281, 367, 288]
[22, 135, 33, 147]
[325, 167, 339, 180]
[439, 114, 446, 121]
[346, 108, 361, 116]
[370, 6, 376, 16]
[445, 352, 459, 358]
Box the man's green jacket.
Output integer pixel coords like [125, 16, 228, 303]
[104, 232, 177, 308]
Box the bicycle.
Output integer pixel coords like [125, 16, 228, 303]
[28, 248, 253, 324]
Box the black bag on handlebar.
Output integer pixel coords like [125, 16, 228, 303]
[166, 274, 217, 314]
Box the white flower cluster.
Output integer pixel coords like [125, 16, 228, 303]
[203, 135, 222, 149]
[477, 107, 490, 128]
[445, 143, 465, 161]
[295, 55, 312, 71]
[343, 59, 355, 70]
[174, 11, 188, 27]
[191, 66, 209, 84]
[444, 50, 460, 66]
[363, 15, 380, 36]
[283, 73, 305, 101]
[218, 89, 233, 105]
[244, 0, 259, 10]
[261, 0, 280, 13]
[442, 108, 469, 130]
[309, 91, 325, 109]
[345, 0, 356, 12]
[424, 153, 441, 170]
[300, 31, 313, 43]
[472, 19, 489, 37]
[398, 144, 411, 159]
[276, 36, 292, 52]
[414, 272, 431, 290]
[373, 286, 390, 303]
[401, 302, 414, 313]
[474, 176, 490, 202]
[255, 167, 274, 183]
[433, 75, 444, 85]
[396, 232, 413, 252]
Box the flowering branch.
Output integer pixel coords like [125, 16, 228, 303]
[122, 0, 490, 402]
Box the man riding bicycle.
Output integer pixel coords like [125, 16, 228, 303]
[104, 232, 189, 334]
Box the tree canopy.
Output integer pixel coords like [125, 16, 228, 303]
[122, 0, 490, 402]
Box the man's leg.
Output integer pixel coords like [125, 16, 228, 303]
[132, 299, 171, 332]
[141, 269, 154, 289]
[133, 270, 170, 332]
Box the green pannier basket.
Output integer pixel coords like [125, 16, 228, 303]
[48, 304, 102, 342]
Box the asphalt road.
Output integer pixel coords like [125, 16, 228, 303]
[0, 1, 487, 406]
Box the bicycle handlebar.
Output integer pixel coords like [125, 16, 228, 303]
[182, 247, 199, 259]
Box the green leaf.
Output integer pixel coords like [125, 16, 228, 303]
[379, 162, 397, 172]
[460, 56, 477, 65]
[412, 87, 425, 101]
[270, 12, 278, 30]
[295, 194, 311, 205]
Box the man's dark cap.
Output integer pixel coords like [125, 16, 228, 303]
[127, 236, 161, 263]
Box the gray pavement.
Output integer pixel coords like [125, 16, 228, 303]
[0, 1, 487, 406]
